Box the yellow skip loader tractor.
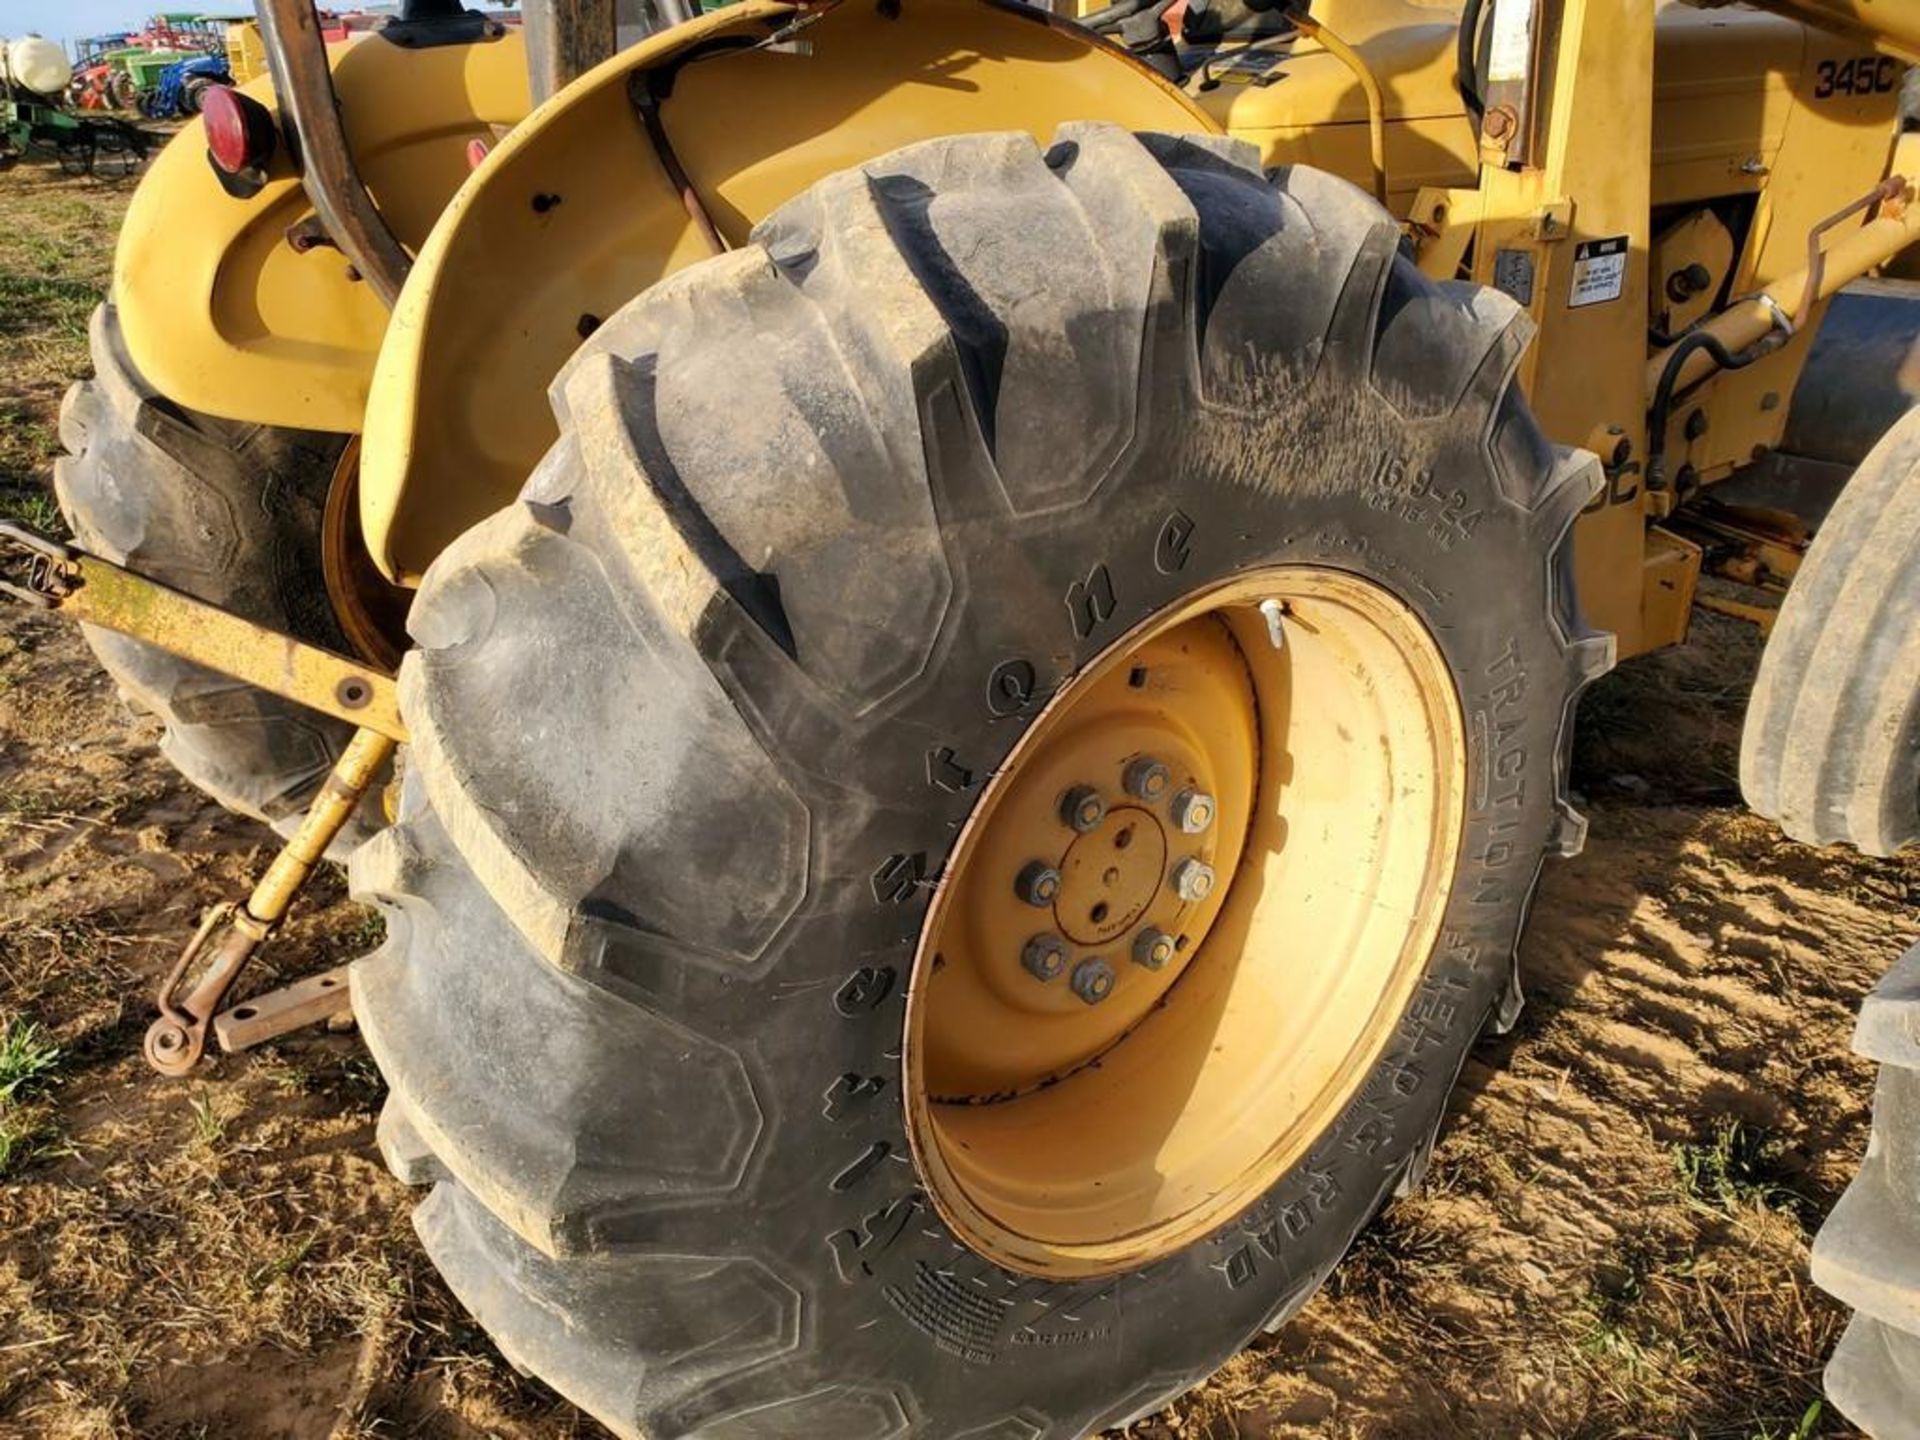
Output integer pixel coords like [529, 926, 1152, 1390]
[6, 0, 1920, 1432]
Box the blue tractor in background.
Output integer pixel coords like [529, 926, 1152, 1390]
[139, 51, 229, 118]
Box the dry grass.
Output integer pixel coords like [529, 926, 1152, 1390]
[0, 165, 123, 535]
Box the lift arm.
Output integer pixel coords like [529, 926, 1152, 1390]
[1, 522, 403, 741]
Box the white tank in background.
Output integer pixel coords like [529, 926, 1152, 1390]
[3, 34, 74, 98]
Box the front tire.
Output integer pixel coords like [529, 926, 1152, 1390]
[1741, 403, 1920, 856]
[353, 125, 1608, 1437]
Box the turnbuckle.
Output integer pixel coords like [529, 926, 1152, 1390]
[143, 726, 397, 1076]
[0, 520, 78, 609]
[146, 902, 272, 1075]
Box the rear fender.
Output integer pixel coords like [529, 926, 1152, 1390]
[358, 0, 1216, 582]
[114, 28, 531, 435]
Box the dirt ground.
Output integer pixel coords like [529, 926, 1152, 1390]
[2, 158, 1916, 1440]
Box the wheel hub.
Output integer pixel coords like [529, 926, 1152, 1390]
[903, 567, 1468, 1278]
[1054, 806, 1165, 945]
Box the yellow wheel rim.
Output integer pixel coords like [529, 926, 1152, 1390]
[903, 567, 1468, 1278]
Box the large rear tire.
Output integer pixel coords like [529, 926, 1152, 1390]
[352, 125, 1609, 1437]
[54, 305, 382, 849]
[1741, 404, 1920, 856]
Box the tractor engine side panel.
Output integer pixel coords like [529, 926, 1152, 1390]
[1649, 10, 1904, 492]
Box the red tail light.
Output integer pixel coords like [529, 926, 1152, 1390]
[202, 84, 277, 179]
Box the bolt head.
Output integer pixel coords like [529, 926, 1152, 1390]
[1070, 957, 1116, 1005]
[1132, 928, 1175, 971]
[1123, 757, 1172, 802]
[1171, 857, 1216, 903]
[1022, 933, 1068, 982]
[1059, 784, 1107, 834]
[1015, 860, 1062, 907]
[1170, 788, 1215, 834]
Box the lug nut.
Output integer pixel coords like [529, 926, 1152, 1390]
[1171, 857, 1216, 902]
[1015, 860, 1062, 907]
[1170, 788, 1215, 834]
[1059, 784, 1107, 834]
[1022, 933, 1068, 982]
[1132, 928, 1175, 971]
[1070, 958, 1116, 1005]
[1123, 757, 1172, 802]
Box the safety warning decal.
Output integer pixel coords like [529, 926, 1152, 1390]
[1568, 236, 1629, 309]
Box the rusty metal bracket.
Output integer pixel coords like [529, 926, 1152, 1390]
[0, 521, 405, 742]
[1667, 499, 1809, 594]
[213, 965, 353, 1054]
[1666, 497, 1808, 638]
[147, 901, 269, 1074]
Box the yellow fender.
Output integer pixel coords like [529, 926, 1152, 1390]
[359, 0, 1216, 582]
[115, 30, 532, 434]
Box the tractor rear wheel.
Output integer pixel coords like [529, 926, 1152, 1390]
[54, 305, 383, 850]
[352, 125, 1608, 1438]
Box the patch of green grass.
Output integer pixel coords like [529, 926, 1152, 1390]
[1567, 1282, 1701, 1420]
[18, 233, 71, 275]
[0, 272, 100, 344]
[0, 1104, 67, 1175]
[1748, 1399, 1824, 1440]
[341, 905, 387, 953]
[247, 1231, 317, 1290]
[0, 787, 67, 830]
[0, 1016, 61, 1102]
[0, 481, 62, 533]
[188, 1088, 226, 1148]
[0, 1016, 66, 1178]
[1674, 1119, 1806, 1220]
[0, 165, 127, 498]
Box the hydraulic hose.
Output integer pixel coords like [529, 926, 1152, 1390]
[1457, 0, 1487, 120]
[1645, 329, 1785, 493]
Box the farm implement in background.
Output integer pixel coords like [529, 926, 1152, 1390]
[0, 36, 154, 175]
